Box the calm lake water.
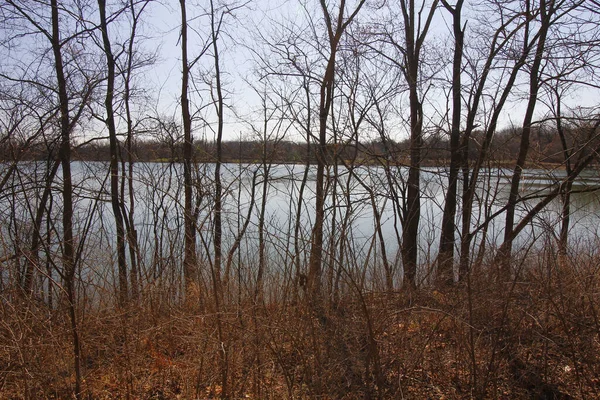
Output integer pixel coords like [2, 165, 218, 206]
[2, 161, 600, 285]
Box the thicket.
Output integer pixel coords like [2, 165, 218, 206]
[2, 248, 600, 398]
[2, 0, 600, 398]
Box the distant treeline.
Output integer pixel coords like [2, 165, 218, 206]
[0, 125, 590, 166]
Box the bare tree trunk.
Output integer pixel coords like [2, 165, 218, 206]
[294, 79, 312, 296]
[307, 69, 329, 297]
[98, 0, 128, 306]
[371, 190, 392, 291]
[211, 0, 224, 295]
[499, 0, 552, 277]
[257, 128, 269, 301]
[5, 117, 54, 295]
[225, 168, 257, 284]
[121, 0, 149, 303]
[209, 1, 227, 396]
[372, 101, 404, 275]
[459, 9, 535, 279]
[369, 93, 403, 291]
[438, 0, 464, 286]
[401, 84, 422, 289]
[179, 0, 198, 296]
[295, 149, 310, 293]
[308, 0, 367, 298]
[398, 0, 439, 289]
[25, 159, 60, 295]
[554, 97, 573, 258]
[51, 0, 81, 396]
[327, 157, 338, 299]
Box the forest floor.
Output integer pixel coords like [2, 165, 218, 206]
[2, 254, 599, 399]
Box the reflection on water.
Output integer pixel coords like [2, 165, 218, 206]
[2, 161, 600, 284]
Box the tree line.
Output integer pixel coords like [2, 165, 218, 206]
[3, 125, 595, 166]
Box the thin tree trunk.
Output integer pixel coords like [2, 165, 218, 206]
[99, 0, 128, 306]
[122, 0, 148, 302]
[308, 0, 367, 298]
[398, 0, 439, 289]
[438, 0, 464, 285]
[257, 138, 269, 301]
[458, 7, 536, 278]
[371, 192, 392, 291]
[499, 0, 551, 277]
[51, 0, 81, 396]
[307, 78, 329, 297]
[294, 79, 311, 296]
[555, 96, 573, 257]
[225, 168, 258, 284]
[209, 1, 227, 396]
[211, 0, 224, 295]
[24, 159, 60, 294]
[460, 36, 533, 278]
[401, 84, 422, 289]
[179, 0, 198, 296]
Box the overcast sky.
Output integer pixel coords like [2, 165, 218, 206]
[2, 0, 599, 143]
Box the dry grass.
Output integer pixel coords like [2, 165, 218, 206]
[1, 250, 600, 399]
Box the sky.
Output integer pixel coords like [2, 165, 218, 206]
[139, 0, 600, 142]
[2, 0, 599, 144]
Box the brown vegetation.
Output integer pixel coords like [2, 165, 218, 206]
[2, 0, 600, 398]
[2, 247, 599, 399]
[3, 128, 588, 168]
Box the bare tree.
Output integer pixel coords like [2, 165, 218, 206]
[498, 0, 558, 276]
[210, 0, 225, 298]
[179, 0, 199, 297]
[376, 0, 438, 288]
[458, 0, 539, 279]
[97, 0, 129, 306]
[52, 0, 82, 394]
[179, 0, 213, 296]
[119, 0, 154, 302]
[437, 0, 464, 285]
[307, 0, 367, 297]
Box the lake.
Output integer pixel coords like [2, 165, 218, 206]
[2, 161, 599, 289]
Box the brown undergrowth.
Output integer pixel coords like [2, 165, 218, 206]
[1, 250, 599, 399]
